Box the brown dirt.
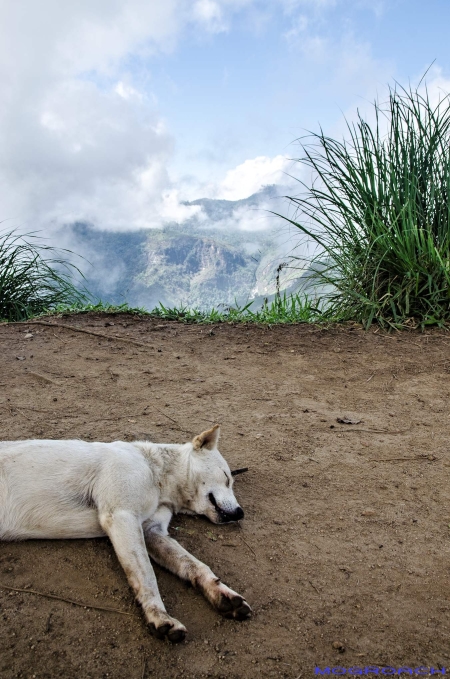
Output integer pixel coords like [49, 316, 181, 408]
[1, 313, 450, 679]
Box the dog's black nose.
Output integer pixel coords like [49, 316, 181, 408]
[234, 506, 244, 521]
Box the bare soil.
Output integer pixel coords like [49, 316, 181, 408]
[1, 313, 450, 679]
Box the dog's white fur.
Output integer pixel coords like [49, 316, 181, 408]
[0, 425, 251, 642]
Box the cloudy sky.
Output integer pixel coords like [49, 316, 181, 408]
[1, 0, 449, 233]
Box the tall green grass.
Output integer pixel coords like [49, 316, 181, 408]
[279, 79, 450, 328]
[0, 230, 88, 321]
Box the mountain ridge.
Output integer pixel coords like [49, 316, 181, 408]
[63, 186, 310, 310]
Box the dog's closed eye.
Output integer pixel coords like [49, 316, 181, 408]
[223, 471, 230, 488]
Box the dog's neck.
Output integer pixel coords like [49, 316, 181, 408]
[133, 440, 195, 512]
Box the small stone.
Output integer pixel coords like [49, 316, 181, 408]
[361, 508, 376, 516]
[332, 641, 345, 653]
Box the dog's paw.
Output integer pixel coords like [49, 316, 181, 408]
[216, 591, 252, 621]
[148, 617, 187, 643]
[202, 579, 252, 621]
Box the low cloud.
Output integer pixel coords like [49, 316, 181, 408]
[204, 155, 297, 201]
[0, 0, 443, 243]
[0, 0, 267, 234]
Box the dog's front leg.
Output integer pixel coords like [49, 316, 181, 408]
[100, 510, 186, 642]
[144, 526, 252, 621]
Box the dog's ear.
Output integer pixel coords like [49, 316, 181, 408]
[192, 424, 220, 451]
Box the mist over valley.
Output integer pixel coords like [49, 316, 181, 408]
[65, 186, 311, 311]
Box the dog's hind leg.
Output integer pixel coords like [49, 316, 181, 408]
[144, 528, 252, 621]
[99, 510, 187, 642]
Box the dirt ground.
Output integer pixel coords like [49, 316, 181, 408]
[1, 313, 450, 679]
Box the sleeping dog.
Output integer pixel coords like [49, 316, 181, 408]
[0, 425, 251, 642]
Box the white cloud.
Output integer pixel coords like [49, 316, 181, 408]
[417, 66, 450, 107]
[193, 0, 227, 32]
[215, 203, 282, 232]
[207, 155, 296, 201]
[0, 0, 265, 233]
[114, 81, 143, 101]
[0, 0, 440, 241]
[159, 189, 204, 224]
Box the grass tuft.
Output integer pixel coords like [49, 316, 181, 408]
[0, 230, 88, 322]
[277, 77, 450, 329]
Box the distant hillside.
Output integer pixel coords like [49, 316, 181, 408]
[64, 187, 313, 310]
[137, 231, 256, 309]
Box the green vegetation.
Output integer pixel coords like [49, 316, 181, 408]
[42, 293, 325, 324]
[149, 293, 324, 324]
[0, 230, 88, 322]
[4, 78, 450, 329]
[279, 78, 450, 328]
[49, 300, 149, 316]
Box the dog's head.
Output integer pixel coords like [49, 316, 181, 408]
[184, 425, 244, 524]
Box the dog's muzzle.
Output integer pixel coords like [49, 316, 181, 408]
[208, 493, 244, 522]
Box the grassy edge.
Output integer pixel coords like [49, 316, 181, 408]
[1, 294, 340, 326]
[4, 297, 448, 330]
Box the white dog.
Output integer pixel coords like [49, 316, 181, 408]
[0, 425, 251, 642]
